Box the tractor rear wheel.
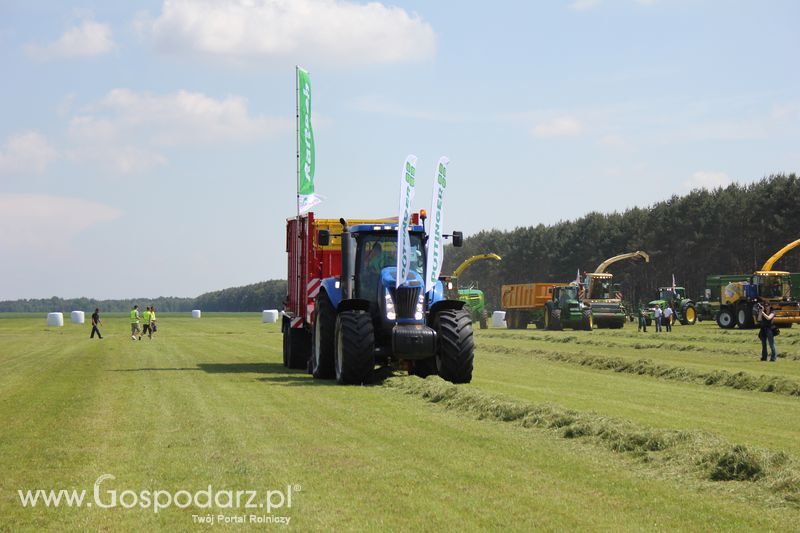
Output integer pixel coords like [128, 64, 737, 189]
[680, 303, 697, 325]
[311, 293, 336, 379]
[334, 311, 375, 385]
[434, 309, 474, 384]
[716, 308, 735, 329]
[582, 310, 593, 331]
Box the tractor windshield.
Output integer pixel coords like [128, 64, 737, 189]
[757, 275, 791, 300]
[355, 232, 424, 299]
[588, 277, 612, 299]
[559, 286, 578, 301]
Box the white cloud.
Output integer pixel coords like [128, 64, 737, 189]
[0, 194, 122, 252]
[598, 134, 631, 150]
[65, 88, 290, 173]
[685, 171, 731, 190]
[532, 116, 585, 138]
[138, 0, 435, 66]
[0, 131, 58, 175]
[25, 18, 115, 60]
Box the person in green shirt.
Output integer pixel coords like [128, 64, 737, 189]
[142, 306, 152, 339]
[130, 305, 141, 340]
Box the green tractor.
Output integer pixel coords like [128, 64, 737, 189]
[442, 253, 501, 329]
[644, 287, 697, 326]
[543, 285, 593, 331]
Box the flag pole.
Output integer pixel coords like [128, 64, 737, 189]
[295, 65, 300, 219]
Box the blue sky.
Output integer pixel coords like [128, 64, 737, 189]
[1, 0, 798, 299]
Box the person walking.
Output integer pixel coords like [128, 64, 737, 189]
[663, 305, 673, 332]
[90, 308, 103, 339]
[654, 306, 663, 333]
[130, 305, 141, 340]
[142, 306, 152, 339]
[150, 306, 157, 337]
[758, 302, 778, 362]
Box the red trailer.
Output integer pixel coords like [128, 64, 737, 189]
[283, 213, 397, 369]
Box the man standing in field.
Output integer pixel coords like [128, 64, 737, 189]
[663, 306, 673, 332]
[130, 305, 141, 340]
[149, 306, 157, 337]
[654, 306, 663, 332]
[90, 308, 103, 339]
[141, 306, 152, 339]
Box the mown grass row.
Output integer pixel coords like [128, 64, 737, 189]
[479, 330, 800, 360]
[385, 376, 800, 504]
[477, 342, 800, 397]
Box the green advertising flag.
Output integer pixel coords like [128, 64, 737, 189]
[297, 66, 321, 213]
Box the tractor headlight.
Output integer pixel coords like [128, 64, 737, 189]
[415, 292, 425, 321]
[385, 288, 396, 320]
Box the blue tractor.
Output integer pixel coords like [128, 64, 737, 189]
[311, 217, 474, 385]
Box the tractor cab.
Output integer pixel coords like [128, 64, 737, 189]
[553, 285, 580, 308]
[656, 286, 687, 304]
[753, 271, 792, 300]
[585, 272, 614, 300]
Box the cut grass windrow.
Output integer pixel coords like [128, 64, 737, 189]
[385, 376, 800, 504]
[478, 331, 800, 360]
[477, 342, 800, 397]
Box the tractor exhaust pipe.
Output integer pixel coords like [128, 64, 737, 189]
[339, 218, 352, 300]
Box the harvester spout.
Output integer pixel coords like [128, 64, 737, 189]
[760, 238, 800, 272]
[452, 253, 502, 278]
[594, 251, 650, 274]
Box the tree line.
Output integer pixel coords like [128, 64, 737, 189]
[0, 280, 287, 313]
[443, 174, 800, 311]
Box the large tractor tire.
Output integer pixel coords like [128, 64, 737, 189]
[434, 309, 474, 384]
[283, 326, 311, 370]
[736, 304, 755, 329]
[311, 294, 336, 379]
[334, 311, 375, 385]
[479, 309, 488, 330]
[546, 307, 563, 331]
[581, 310, 593, 331]
[716, 308, 736, 329]
[680, 303, 697, 325]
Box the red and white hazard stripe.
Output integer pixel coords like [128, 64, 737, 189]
[307, 278, 321, 299]
[290, 317, 303, 328]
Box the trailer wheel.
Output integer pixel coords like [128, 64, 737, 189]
[716, 308, 735, 329]
[334, 311, 375, 385]
[311, 293, 336, 379]
[582, 310, 593, 331]
[434, 309, 474, 384]
[680, 303, 697, 325]
[284, 327, 311, 370]
[479, 309, 488, 330]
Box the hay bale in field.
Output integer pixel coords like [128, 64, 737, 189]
[70, 311, 85, 324]
[192, 310, 202, 319]
[262, 310, 279, 323]
[47, 312, 64, 327]
[492, 310, 507, 328]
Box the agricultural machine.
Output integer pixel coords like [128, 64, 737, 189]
[501, 282, 592, 330]
[644, 286, 697, 326]
[714, 238, 800, 329]
[583, 251, 650, 328]
[283, 212, 474, 385]
[443, 253, 502, 329]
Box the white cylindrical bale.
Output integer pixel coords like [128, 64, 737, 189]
[191, 310, 202, 318]
[491, 310, 507, 328]
[262, 310, 279, 323]
[47, 312, 64, 327]
[70, 311, 85, 324]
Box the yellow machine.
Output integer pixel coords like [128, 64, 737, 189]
[583, 251, 650, 328]
[444, 254, 502, 329]
[717, 239, 800, 328]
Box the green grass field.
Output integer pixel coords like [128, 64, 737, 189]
[2, 314, 800, 530]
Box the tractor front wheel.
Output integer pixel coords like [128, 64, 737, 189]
[434, 309, 474, 384]
[334, 311, 375, 385]
[547, 308, 563, 331]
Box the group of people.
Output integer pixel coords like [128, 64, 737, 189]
[87, 305, 158, 340]
[635, 301, 779, 362]
[131, 305, 157, 340]
[636, 305, 675, 333]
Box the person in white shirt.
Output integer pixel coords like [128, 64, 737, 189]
[654, 306, 663, 332]
[663, 306, 673, 332]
